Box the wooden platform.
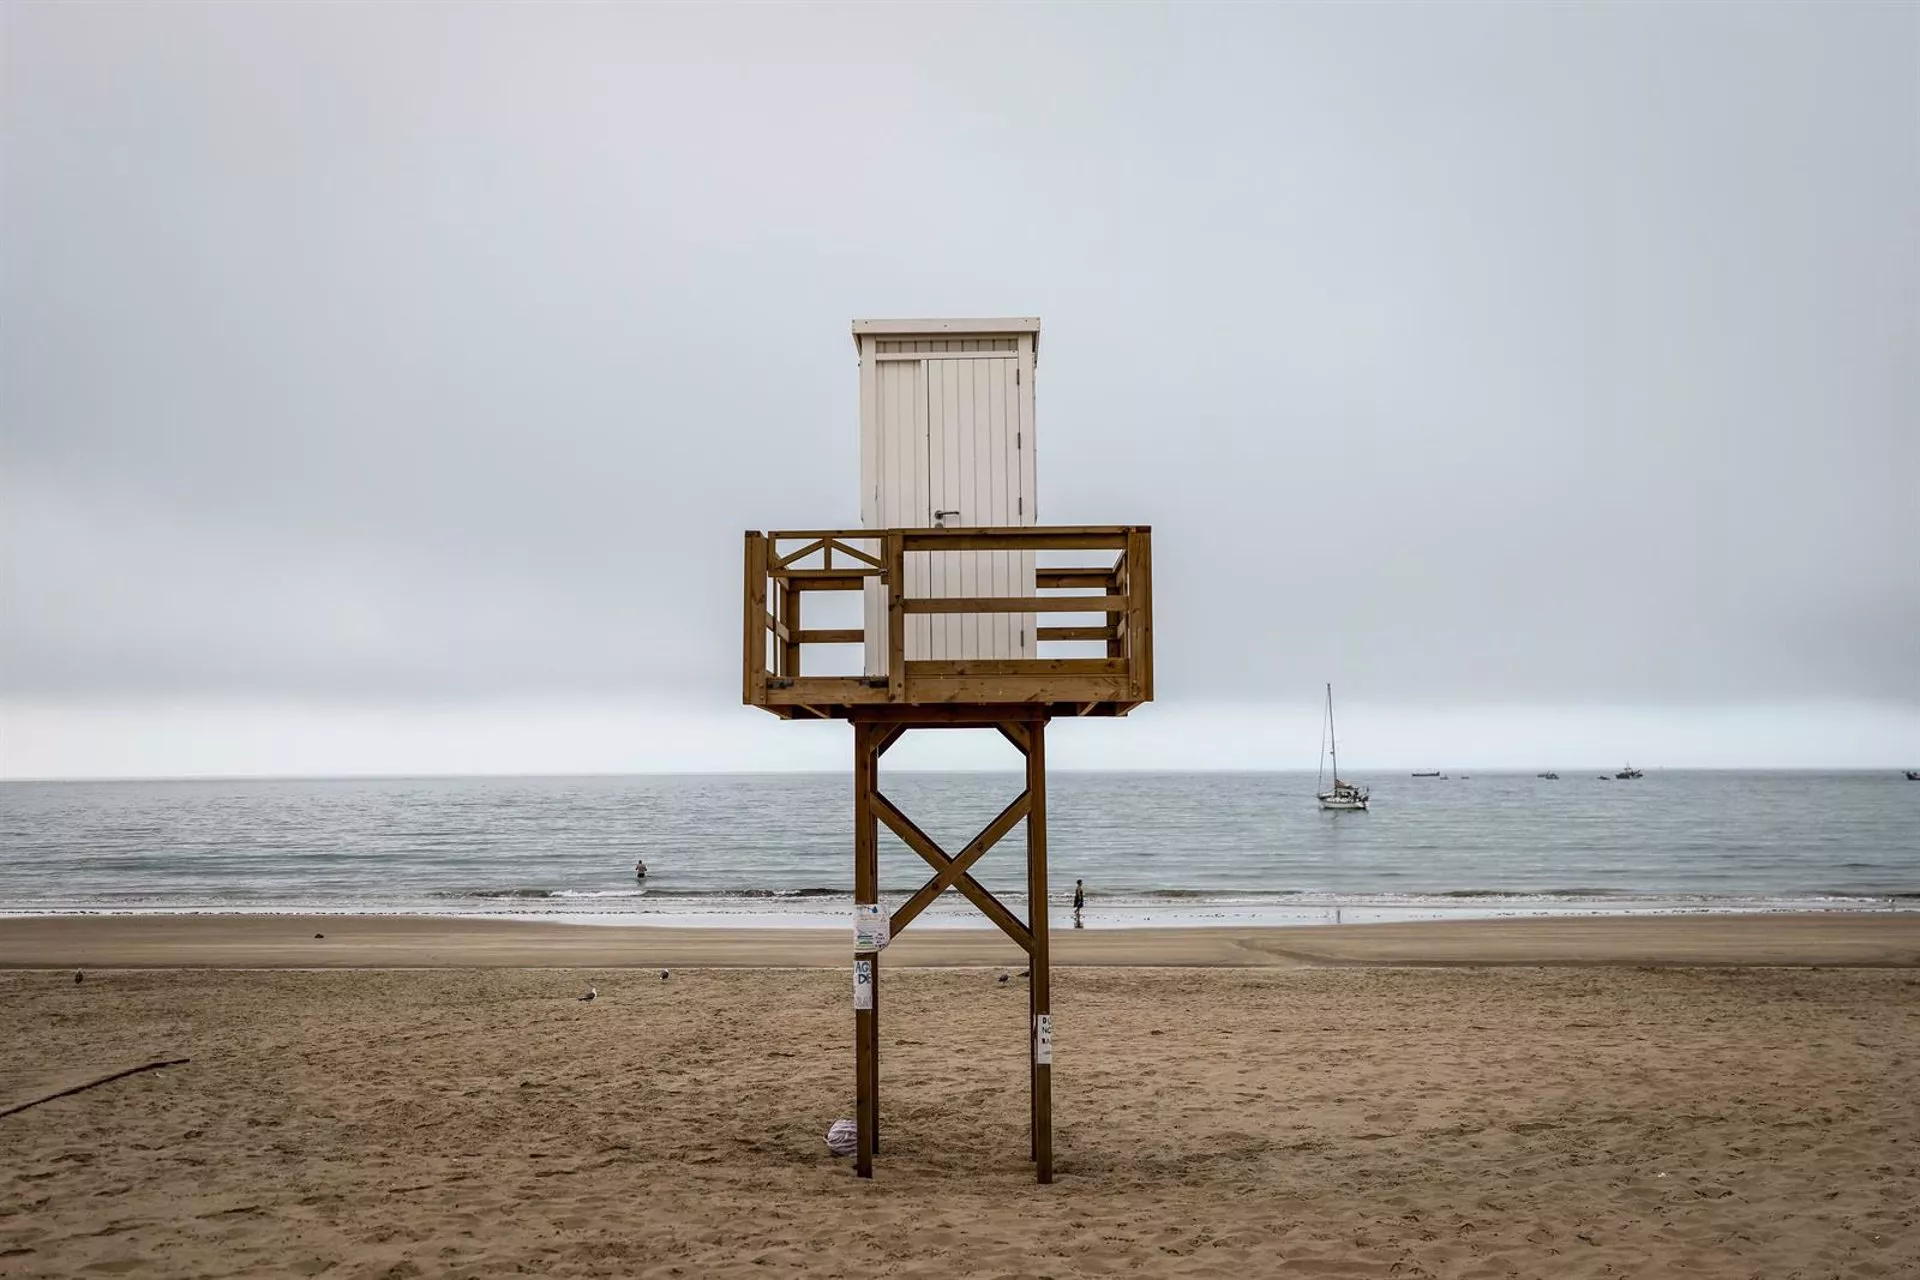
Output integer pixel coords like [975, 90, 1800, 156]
[743, 525, 1153, 719]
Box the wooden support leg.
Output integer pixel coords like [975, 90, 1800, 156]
[1026, 717, 1054, 1184]
[1029, 954, 1039, 1160]
[853, 722, 878, 1179]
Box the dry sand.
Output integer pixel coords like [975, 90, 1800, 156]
[2, 915, 1917, 1278]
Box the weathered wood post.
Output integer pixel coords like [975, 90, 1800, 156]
[1027, 716, 1053, 1181]
[852, 721, 878, 1178]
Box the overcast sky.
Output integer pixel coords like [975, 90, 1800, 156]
[3, 2, 1915, 777]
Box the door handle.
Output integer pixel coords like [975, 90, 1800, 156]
[933, 510, 962, 528]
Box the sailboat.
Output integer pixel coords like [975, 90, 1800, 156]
[1316, 683, 1370, 811]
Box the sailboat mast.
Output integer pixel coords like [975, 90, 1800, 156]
[1327, 682, 1338, 785]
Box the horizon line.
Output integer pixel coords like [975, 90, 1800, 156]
[4, 765, 1916, 785]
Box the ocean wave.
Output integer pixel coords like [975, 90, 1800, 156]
[435, 888, 559, 901]
[1433, 887, 1631, 900]
[437, 885, 857, 902]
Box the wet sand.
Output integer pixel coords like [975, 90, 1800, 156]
[4, 909, 1919, 970]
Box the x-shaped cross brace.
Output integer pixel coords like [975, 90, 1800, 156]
[875, 789, 1034, 952]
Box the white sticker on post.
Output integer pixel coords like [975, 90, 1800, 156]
[1034, 1013, 1053, 1065]
[853, 958, 874, 1010]
[854, 903, 888, 952]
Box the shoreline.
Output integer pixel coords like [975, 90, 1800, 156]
[4, 909, 1917, 969]
[3, 891, 1911, 933]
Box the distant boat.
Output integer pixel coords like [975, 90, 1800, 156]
[1315, 683, 1369, 811]
[1615, 765, 1644, 780]
[1907, 770, 1920, 781]
[1411, 771, 1441, 778]
[1537, 772, 1559, 780]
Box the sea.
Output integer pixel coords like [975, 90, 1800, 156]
[0, 771, 1914, 930]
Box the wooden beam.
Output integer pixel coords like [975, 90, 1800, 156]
[779, 700, 1135, 722]
[769, 524, 1128, 542]
[772, 538, 827, 569]
[871, 793, 1034, 953]
[770, 568, 879, 589]
[1127, 528, 1154, 701]
[793, 629, 864, 645]
[908, 658, 1125, 677]
[848, 704, 1054, 725]
[871, 724, 907, 758]
[852, 723, 878, 1179]
[1037, 625, 1116, 643]
[901, 530, 1127, 553]
[781, 586, 799, 678]
[766, 529, 886, 542]
[1035, 568, 1115, 590]
[996, 722, 1032, 756]
[1027, 719, 1053, 1183]
[761, 678, 893, 705]
[772, 567, 883, 579]
[887, 790, 1030, 937]
[906, 675, 1133, 704]
[904, 595, 1127, 615]
[825, 539, 883, 569]
[885, 532, 906, 704]
[743, 533, 767, 706]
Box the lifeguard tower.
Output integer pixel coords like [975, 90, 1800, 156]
[742, 318, 1153, 1183]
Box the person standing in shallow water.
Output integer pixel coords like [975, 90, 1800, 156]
[1072, 878, 1085, 928]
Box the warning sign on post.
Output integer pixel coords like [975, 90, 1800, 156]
[853, 958, 874, 1010]
[854, 903, 888, 952]
[1034, 1013, 1053, 1065]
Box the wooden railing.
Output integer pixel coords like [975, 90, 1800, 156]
[742, 525, 1153, 716]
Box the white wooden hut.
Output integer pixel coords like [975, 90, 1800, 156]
[854, 318, 1039, 674]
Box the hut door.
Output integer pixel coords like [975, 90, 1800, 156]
[865, 352, 1036, 673]
[923, 356, 1035, 661]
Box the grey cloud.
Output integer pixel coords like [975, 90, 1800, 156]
[3, 2, 1915, 722]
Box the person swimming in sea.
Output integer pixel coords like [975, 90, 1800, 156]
[634, 859, 648, 881]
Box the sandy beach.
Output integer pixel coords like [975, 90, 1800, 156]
[3, 914, 1918, 1278]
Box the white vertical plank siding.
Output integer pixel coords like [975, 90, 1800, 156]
[983, 357, 1010, 655]
[958, 358, 983, 657]
[968, 360, 991, 655]
[867, 354, 927, 670]
[909, 358, 931, 659]
[948, 357, 974, 657]
[928, 358, 963, 657]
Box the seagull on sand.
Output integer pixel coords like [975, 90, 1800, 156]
[579, 985, 597, 1002]
[73, 969, 84, 985]
[659, 969, 671, 981]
